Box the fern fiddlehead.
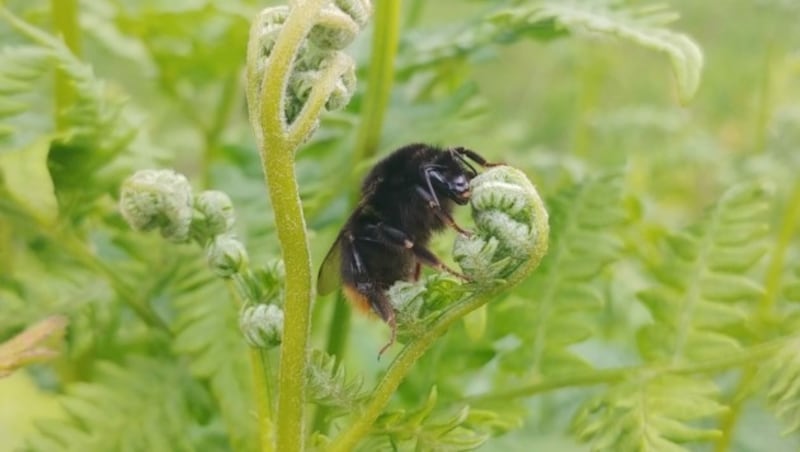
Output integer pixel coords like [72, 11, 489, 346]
[328, 165, 549, 451]
[245, 1, 370, 451]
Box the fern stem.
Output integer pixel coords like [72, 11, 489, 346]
[202, 74, 239, 187]
[50, 0, 81, 129]
[465, 338, 786, 405]
[250, 348, 276, 452]
[759, 179, 800, 316]
[327, 188, 549, 452]
[350, 0, 402, 167]
[316, 1, 402, 433]
[250, 1, 328, 451]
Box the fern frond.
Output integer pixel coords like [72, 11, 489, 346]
[362, 386, 519, 452]
[572, 374, 725, 451]
[760, 337, 800, 434]
[26, 356, 216, 451]
[306, 349, 365, 415]
[399, 1, 701, 103]
[490, 1, 703, 103]
[495, 174, 627, 377]
[0, 8, 162, 215]
[171, 261, 257, 452]
[0, 45, 53, 152]
[0, 9, 134, 154]
[637, 184, 771, 364]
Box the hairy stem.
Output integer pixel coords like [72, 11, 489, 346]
[250, 1, 329, 451]
[50, 0, 81, 129]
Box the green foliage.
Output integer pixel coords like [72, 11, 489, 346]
[494, 174, 627, 377]
[2, 0, 800, 451]
[572, 374, 726, 451]
[637, 183, 771, 363]
[25, 356, 223, 451]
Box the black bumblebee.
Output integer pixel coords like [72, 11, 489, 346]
[317, 143, 499, 353]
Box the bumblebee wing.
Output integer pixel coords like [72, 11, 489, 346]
[317, 232, 344, 296]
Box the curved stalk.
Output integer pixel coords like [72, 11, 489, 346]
[249, 1, 330, 451]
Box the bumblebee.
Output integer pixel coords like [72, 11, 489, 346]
[317, 144, 499, 353]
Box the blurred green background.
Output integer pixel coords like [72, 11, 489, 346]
[1, 0, 800, 450]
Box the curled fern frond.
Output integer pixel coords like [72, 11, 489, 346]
[494, 173, 627, 377]
[490, 1, 703, 103]
[246, 0, 367, 129]
[454, 165, 549, 282]
[637, 183, 772, 364]
[572, 374, 726, 452]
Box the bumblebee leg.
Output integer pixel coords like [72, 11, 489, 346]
[420, 163, 449, 208]
[344, 239, 399, 356]
[358, 222, 470, 281]
[409, 241, 471, 282]
[413, 262, 421, 281]
[453, 147, 502, 169]
[415, 185, 472, 236]
[354, 282, 396, 358]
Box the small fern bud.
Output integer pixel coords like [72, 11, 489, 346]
[387, 280, 427, 324]
[309, 8, 360, 50]
[454, 166, 549, 281]
[206, 234, 249, 278]
[239, 303, 284, 348]
[309, 0, 372, 50]
[194, 190, 235, 237]
[119, 169, 194, 243]
[324, 57, 356, 110]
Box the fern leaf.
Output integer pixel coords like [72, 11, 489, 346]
[572, 374, 725, 451]
[172, 261, 257, 452]
[496, 174, 627, 377]
[490, 1, 703, 103]
[637, 184, 771, 364]
[25, 356, 215, 451]
[761, 336, 800, 434]
[306, 349, 365, 415]
[399, 1, 701, 103]
[0, 45, 53, 152]
[363, 387, 519, 452]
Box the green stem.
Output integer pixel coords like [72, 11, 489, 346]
[467, 338, 785, 405]
[50, 0, 81, 129]
[226, 281, 275, 452]
[328, 188, 549, 452]
[350, 0, 402, 171]
[759, 179, 800, 316]
[202, 74, 239, 187]
[248, 1, 329, 451]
